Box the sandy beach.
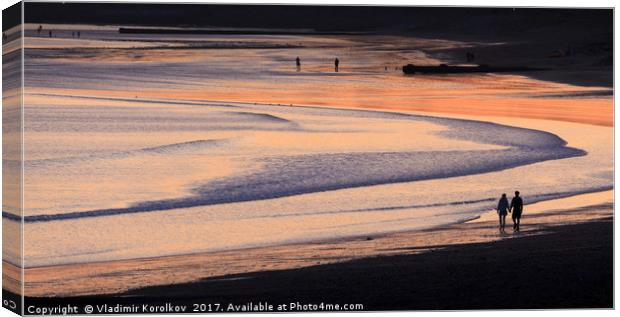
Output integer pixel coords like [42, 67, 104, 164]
[2, 7, 613, 310]
[8, 191, 613, 310]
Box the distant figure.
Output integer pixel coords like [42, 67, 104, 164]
[466, 51, 475, 63]
[334, 58, 339, 72]
[385, 66, 388, 71]
[48, 30, 52, 38]
[296, 56, 301, 71]
[509, 191, 524, 231]
[77, 31, 81, 38]
[496, 193, 509, 231]
[37, 25, 42, 34]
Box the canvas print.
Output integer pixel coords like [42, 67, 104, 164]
[1, 1, 614, 314]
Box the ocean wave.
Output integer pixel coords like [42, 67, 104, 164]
[24, 139, 231, 168]
[29, 92, 243, 108]
[13, 147, 585, 222]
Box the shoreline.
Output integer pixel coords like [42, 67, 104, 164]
[14, 202, 613, 310]
[130, 215, 615, 310]
[6, 189, 612, 298]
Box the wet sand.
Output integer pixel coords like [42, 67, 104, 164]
[24, 26, 613, 127]
[12, 191, 613, 309]
[125, 215, 614, 310]
[6, 190, 612, 299]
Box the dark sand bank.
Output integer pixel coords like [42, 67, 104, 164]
[20, 216, 612, 311]
[433, 40, 612, 88]
[384, 9, 613, 87]
[418, 14, 612, 88]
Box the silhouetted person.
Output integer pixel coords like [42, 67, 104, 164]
[466, 52, 475, 63]
[296, 56, 301, 71]
[497, 193, 509, 231]
[37, 25, 42, 34]
[509, 191, 523, 231]
[334, 58, 339, 72]
[77, 31, 81, 38]
[48, 30, 52, 38]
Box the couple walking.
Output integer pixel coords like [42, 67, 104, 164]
[496, 191, 523, 232]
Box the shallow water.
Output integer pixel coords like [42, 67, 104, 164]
[2, 24, 613, 268]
